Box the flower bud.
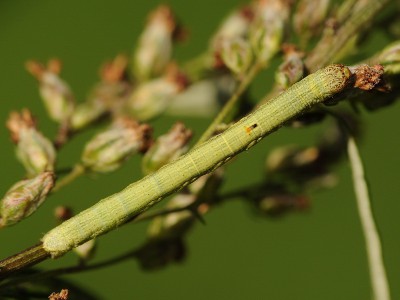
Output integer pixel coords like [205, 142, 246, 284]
[147, 194, 196, 241]
[71, 55, 131, 130]
[275, 44, 305, 91]
[132, 5, 177, 81]
[250, 0, 292, 64]
[166, 80, 220, 117]
[6, 110, 56, 177]
[74, 239, 96, 261]
[210, 6, 254, 51]
[293, 0, 331, 45]
[256, 193, 309, 217]
[142, 122, 192, 174]
[219, 37, 253, 75]
[266, 145, 320, 174]
[81, 117, 152, 173]
[266, 124, 348, 189]
[70, 101, 107, 131]
[135, 238, 186, 271]
[0, 172, 54, 227]
[26, 59, 75, 123]
[188, 167, 225, 204]
[126, 64, 188, 121]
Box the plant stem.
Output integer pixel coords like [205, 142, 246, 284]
[347, 136, 391, 300]
[260, 0, 389, 106]
[52, 164, 86, 193]
[0, 248, 137, 289]
[0, 243, 49, 279]
[194, 62, 262, 146]
[306, 0, 389, 72]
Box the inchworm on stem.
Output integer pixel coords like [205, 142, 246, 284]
[41, 64, 352, 258]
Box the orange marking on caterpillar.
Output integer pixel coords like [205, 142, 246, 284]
[245, 123, 258, 134]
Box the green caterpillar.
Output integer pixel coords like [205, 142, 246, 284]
[42, 65, 352, 258]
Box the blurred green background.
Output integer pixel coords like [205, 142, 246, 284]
[0, 1, 399, 299]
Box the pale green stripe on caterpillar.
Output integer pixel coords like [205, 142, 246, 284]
[42, 65, 352, 258]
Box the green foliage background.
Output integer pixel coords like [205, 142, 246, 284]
[0, 1, 399, 299]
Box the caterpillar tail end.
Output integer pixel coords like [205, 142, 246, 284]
[42, 231, 70, 259]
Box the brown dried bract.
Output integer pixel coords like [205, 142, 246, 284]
[166, 122, 193, 147]
[165, 63, 189, 91]
[239, 5, 255, 21]
[101, 54, 128, 83]
[6, 109, 37, 143]
[25, 60, 45, 81]
[149, 5, 176, 33]
[111, 116, 154, 152]
[48, 289, 69, 300]
[282, 43, 304, 58]
[353, 64, 384, 91]
[26, 59, 62, 81]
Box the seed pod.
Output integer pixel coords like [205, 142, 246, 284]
[81, 117, 152, 173]
[6, 110, 56, 177]
[126, 64, 188, 121]
[0, 172, 54, 227]
[26, 59, 75, 123]
[142, 122, 192, 174]
[132, 5, 177, 81]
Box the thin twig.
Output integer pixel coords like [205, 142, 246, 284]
[347, 136, 391, 300]
[0, 248, 137, 289]
[0, 243, 49, 278]
[52, 164, 86, 193]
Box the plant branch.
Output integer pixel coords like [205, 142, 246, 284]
[0, 244, 49, 279]
[0, 248, 137, 289]
[52, 164, 86, 193]
[347, 136, 391, 300]
[305, 0, 389, 72]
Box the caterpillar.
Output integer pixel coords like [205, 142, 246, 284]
[42, 65, 352, 258]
